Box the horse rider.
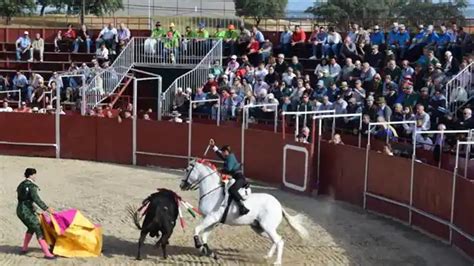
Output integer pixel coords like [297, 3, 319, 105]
[16, 168, 56, 259]
[209, 139, 249, 215]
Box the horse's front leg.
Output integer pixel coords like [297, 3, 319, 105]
[201, 227, 218, 259]
[194, 213, 220, 252]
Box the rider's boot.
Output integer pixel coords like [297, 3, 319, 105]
[236, 199, 249, 215]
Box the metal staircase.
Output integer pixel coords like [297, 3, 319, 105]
[445, 62, 474, 116]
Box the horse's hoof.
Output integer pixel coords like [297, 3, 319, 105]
[273, 262, 281, 265]
[194, 236, 202, 248]
[136, 257, 142, 261]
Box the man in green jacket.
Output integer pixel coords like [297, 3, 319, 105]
[224, 24, 238, 55]
[195, 22, 210, 56]
[17, 168, 55, 259]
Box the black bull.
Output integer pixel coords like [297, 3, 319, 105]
[128, 189, 179, 260]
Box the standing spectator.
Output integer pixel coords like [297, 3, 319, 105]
[324, 27, 342, 58]
[308, 25, 320, 59]
[15, 31, 31, 61]
[397, 24, 411, 59]
[163, 30, 179, 63]
[454, 26, 472, 59]
[53, 30, 62, 53]
[224, 24, 238, 55]
[12, 71, 29, 101]
[376, 97, 392, 122]
[210, 60, 224, 78]
[347, 23, 360, 43]
[291, 25, 306, 57]
[289, 56, 303, 73]
[417, 49, 439, 70]
[96, 23, 118, 53]
[196, 23, 211, 55]
[415, 104, 431, 131]
[251, 25, 265, 45]
[117, 23, 131, 52]
[145, 21, 166, 54]
[353, 80, 366, 105]
[370, 25, 385, 47]
[29, 33, 44, 62]
[237, 25, 251, 55]
[246, 36, 260, 64]
[73, 24, 92, 53]
[400, 60, 414, 86]
[279, 25, 293, 57]
[387, 23, 399, 51]
[360, 62, 376, 84]
[435, 26, 450, 59]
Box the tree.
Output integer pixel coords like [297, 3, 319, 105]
[306, 0, 467, 30]
[37, 0, 123, 16]
[0, 0, 36, 24]
[234, 0, 288, 26]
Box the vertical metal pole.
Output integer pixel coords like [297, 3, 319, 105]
[81, 75, 86, 116]
[331, 116, 336, 138]
[316, 118, 322, 187]
[282, 114, 286, 139]
[132, 78, 137, 165]
[55, 81, 61, 159]
[438, 132, 444, 169]
[464, 131, 472, 178]
[188, 100, 192, 163]
[358, 115, 362, 148]
[157, 76, 162, 120]
[148, 0, 151, 29]
[274, 108, 278, 133]
[241, 107, 246, 175]
[217, 98, 221, 126]
[295, 114, 299, 138]
[409, 130, 417, 225]
[449, 142, 461, 243]
[363, 125, 372, 209]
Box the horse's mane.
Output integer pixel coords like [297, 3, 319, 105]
[196, 158, 217, 171]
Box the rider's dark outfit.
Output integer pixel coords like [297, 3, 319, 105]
[212, 145, 249, 215]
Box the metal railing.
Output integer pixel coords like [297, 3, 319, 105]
[133, 37, 220, 66]
[161, 39, 222, 115]
[445, 62, 474, 116]
[83, 39, 135, 111]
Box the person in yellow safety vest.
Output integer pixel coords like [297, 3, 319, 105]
[214, 24, 226, 40]
[164, 31, 179, 63]
[195, 22, 210, 56]
[144, 21, 167, 54]
[224, 24, 238, 55]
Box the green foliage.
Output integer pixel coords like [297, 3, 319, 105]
[234, 0, 288, 25]
[0, 0, 36, 23]
[37, 0, 123, 16]
[306, 0, 467, 29]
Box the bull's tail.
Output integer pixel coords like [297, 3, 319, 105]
[127, 204, 143, 230]
[282, 208, 309, 240]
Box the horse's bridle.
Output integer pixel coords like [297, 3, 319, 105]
[183, 162, 223, 201]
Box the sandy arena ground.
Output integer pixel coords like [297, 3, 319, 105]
[0, 155, 471, 265]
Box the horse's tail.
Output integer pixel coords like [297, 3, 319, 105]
[282, 208, 309, 240]
[126, 204, 142, 230]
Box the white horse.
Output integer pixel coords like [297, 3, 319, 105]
[179, 159, 309, 265]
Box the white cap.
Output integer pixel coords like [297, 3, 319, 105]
[231, 55, 237, 60]
[24, 31, 29, 35]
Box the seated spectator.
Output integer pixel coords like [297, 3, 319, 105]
[340, 36, 360, 62]
[329, 134, 344, 145]
[396, 24, 410, 59]
[457, 107, 474, 130]
[401, 85, 419, 109]
[384, 60, 402, 83]
[416, 132, 433, 150]
[324, 27, 342, 58]
[74, 24, 93, 53]
[282, 67, 296, 87]
[309, 25, 326, 60]
[29, 33, 44, 62]
[0, 101, 13, 112]
[328, 57, 341, 79]
[291, 25, 306, 57]
[314, 58, 329, 76]
[117, 23, 131, 52]
[53, 30, 62, 52]
[58, 24, 77, 52]
[366, 45, 384, 70]
[225, 89, 243, 119]
[417, 49, 439, 70]
[370, 25, 385, 47]
[443, 51, 459, 76]
[400, 60, 415, 86]
[15, 101, 31, 113]
[96, 43, 110, 65]
[252, 25, 265, 45]
[275, 54, 288, 75]
[296, 133, 309, 144]
[237, 25, 251, 55]
[15, 31, 31, 61]
[96, 23, 118, 54]
[360, 62, 376, 85]
[375, 116, 398, 141]
[253, 78, 270, 96]
[288, 56, 303, 73]
[454, 26, 472, 59]
[364, 95, 378, 120]
[246, 36, 260, 64]
[173, 87, 189, 114]
[225, 55, 240, 84]
[376, 97, 392, 122]
[353, 80, 366, 104]
[259, 39, 273, 63]
[279, 25, 293, 57]
[0, 75, 11, 91]
[203, 74, 218, 93]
